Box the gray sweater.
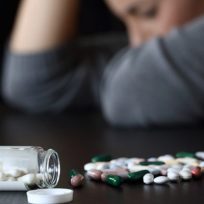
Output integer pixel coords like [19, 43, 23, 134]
[2, 16, 204, 127]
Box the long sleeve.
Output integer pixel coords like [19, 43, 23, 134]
[100, 16, 204, 126]
[2, 33, 127, 112]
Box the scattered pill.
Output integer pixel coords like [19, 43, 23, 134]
[167, 168, 180, 174]
[195, 152, 204, 160]
[160, 169, 168, 176]
[143, 173, 154, 184]
[167, 171, 180, 181]
[68, 169, 84, 188]
[87, 170, 102, 181]
[200, 161, 204, 167]
[84, 163, 98, 171]
[101, 172, 109, 182]
[96, 162, 110, 171]
[71, 175, 84, 187]
[84, 162, 109, 171]
[158, 155, 174, 162]
[102, 168, 128, 179]
[139, 161, 165, 166]
[128, 170, 149, 181]
[176, 152, 195, 158]
[126, 158, 145, 165]
[110, 158, 128, 167]
[176, 158, 199, 166]
[191, 167, 202, 178]
[147, 157, 158, 162]
[179, 170, 192, 180]
[154, 176, 169, 184]
[128, 164, 150, 172]
[91, 155, 112, 163]
[83, 151, 204, 188]
[105, 175, 122, 187]
[148, 168, 161, 176]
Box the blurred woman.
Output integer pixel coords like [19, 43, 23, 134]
[2, 0, 204, 126]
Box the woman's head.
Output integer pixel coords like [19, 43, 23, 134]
[105, 0, 204, 46]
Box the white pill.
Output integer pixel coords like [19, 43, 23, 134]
[143, 173, 154, 184]
[176, 158, 199, 166]
[154, 176, 169, 184]
[147, 157, 158, 162]
[171, 164, 183, 171]
[200, 162, 204, 173]
[7, 177, 17, 181]
[5, 169, 25, 178]
[84, 162, 109, 171]
[96, 162, 109, 170]
[126, 158, 145, 165]
[110, 157, 128, 166]
[158, 155, 174, 162]
[0, 172, 7, 181]
[149, 168, 161, 176]
[17, 173, 36, 185]
[200, 162, 204, 168]
[179, 170, 192, 180]
[182, 165, 193, 171]
[167, 168, 180, 174]
[84, 163, 98, 171]
[167, 171, 179, 181]
[195, 152, 204, 160]
[128, 165, 150, 172]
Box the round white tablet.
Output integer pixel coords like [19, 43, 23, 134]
[27, 188, 73, 204]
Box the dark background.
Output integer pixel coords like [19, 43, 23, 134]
[0, 0, 125, 71]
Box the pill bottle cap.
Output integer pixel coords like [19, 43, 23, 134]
[27, 188, 73, 204]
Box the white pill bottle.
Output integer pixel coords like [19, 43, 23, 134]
[0, 146, 60, 191]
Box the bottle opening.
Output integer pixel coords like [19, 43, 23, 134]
[39, 149, 60, 188]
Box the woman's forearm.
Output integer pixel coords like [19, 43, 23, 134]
[10, 0, 79, 53]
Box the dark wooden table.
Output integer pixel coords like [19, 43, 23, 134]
[0, 112, 204, 204]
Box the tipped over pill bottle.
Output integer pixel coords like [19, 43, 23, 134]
[0, 146, 60, 191]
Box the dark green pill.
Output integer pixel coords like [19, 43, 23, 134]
[105, 175, 122, 187]
[176, 152, 195, 158]
[68, 169, 79, 179]
[139, 161, 165, 166]
[91, 154, 112, 163]
[128, 170, 149, 181]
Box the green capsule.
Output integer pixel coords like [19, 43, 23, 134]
[176, 152, 195, 158]
[128, 170, 149, 181]
[68, 169, 79, 179]
[105, 175, 122, 187]
[139, 161, 165, 166]
[91, 154, 112, 163]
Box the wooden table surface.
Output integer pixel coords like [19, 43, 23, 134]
[0, 112, 204, 204]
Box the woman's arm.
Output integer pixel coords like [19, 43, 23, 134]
[10, 0, 79, 53]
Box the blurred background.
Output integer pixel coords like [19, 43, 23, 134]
[0, 0, 125, 74]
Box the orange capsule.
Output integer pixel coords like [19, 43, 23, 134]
[191, 167, 202, 178]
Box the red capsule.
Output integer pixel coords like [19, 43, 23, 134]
[87, 170, 102, 181]
[191, 167, 202, 178]
[70, 174, 84, 187]
[101, 172, 110, 182]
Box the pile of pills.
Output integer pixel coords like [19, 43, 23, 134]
[76, 151, 204, 187]
[0, 168, 43, 186]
